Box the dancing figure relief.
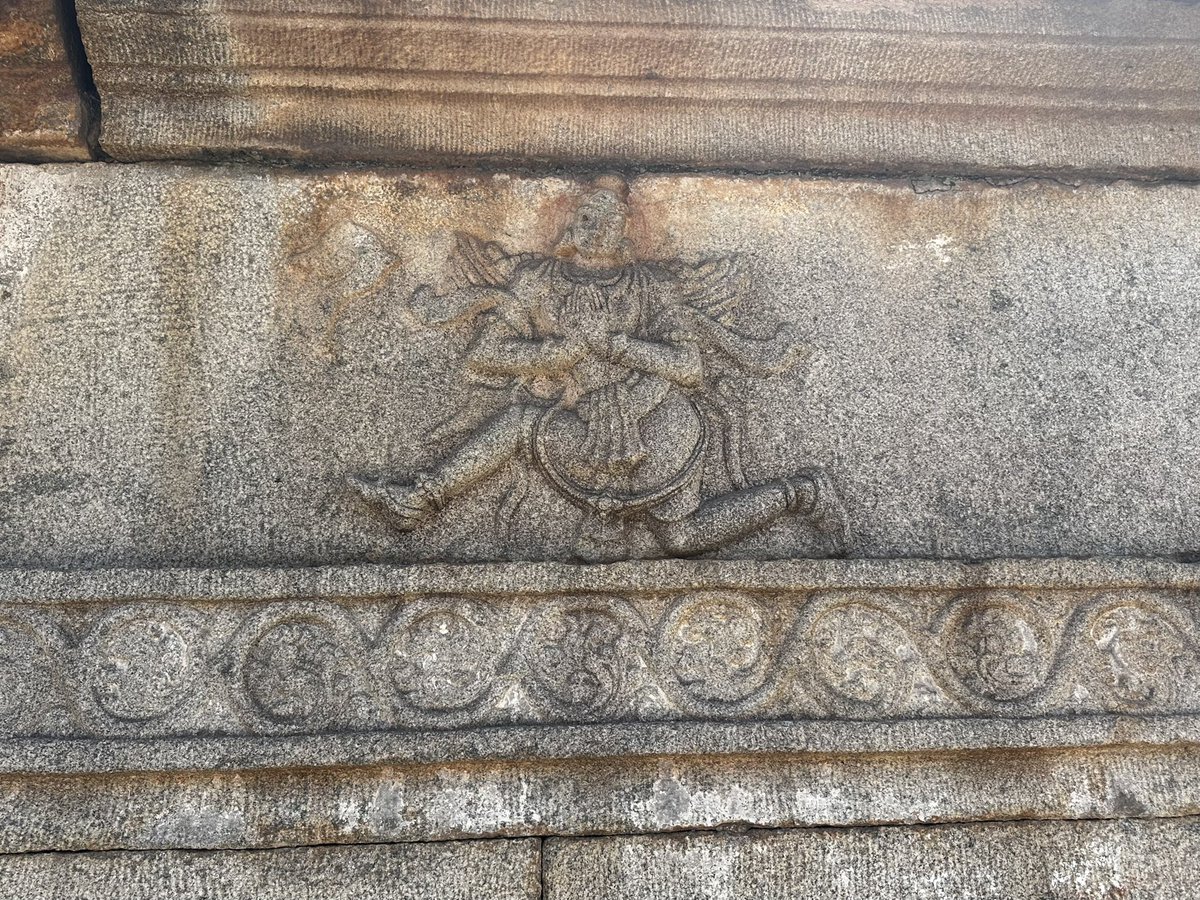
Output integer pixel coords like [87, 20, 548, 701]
[349, 183, 849, 561]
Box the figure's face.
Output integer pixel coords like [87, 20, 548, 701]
[567, 194, 627, 260]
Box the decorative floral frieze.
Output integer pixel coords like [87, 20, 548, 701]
[2, 574, 1197, 739]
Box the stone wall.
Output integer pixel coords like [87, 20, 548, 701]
[0, 2, 1198, 897]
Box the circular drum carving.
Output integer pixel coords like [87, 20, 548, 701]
[386, 603, 501, 712]
[84, 613, 196, 722]
[661, 595, 769, 704]
[533, 396, 706, 515]
[243, 619, 352, 726]
[807, 602, 914, 714]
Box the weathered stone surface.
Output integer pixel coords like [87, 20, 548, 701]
[544, 819, 1200, 899]
[0, 838, 540, 899]
[75, 0, 1200, 176]
[0, 0, 92, 161]
[3, 742, 1198, 853]
[4, 7, 1196, 892]
[0, 164, 1197, 567]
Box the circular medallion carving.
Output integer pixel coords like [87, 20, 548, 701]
[945, 599, 1052, 701]
[661, 595, 769, 704]
[1087, 601, 1194, 709]
[526, 605, 636, 717]
[386, 602, 502, 712]
[84, 613, 196, 722]
[243, 618, 353, 726]
[807, 602, 914, 714]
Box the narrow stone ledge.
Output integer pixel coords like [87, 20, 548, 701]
[544, 818, 1200, 899]
[0, 0, 93, 162]
[2, 743, 1198, 853]
[73, 0, 1200, 176]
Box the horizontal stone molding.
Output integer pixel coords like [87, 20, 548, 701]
[1, 558, 1199, 768]
[75, 0, 1200, 175]
[2, 742, 1198, 853]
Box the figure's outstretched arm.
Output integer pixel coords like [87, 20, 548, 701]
[601, 334, 702, 388]
[466, 315, 584, 378]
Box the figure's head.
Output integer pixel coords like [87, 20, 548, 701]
[557, 187, 629, 266]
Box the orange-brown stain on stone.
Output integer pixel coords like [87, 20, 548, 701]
[0, 0, 89, 161]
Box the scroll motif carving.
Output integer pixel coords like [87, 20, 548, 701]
[659, 594, 772, 705]
[3, 578, 1200, 740]
[806, 600, 916, 714]
[347, 181, 850, 561]
[1085, 597, 1197, 709]
[233, 608, 364, 728]
[524, 602, 640, 718]
[384, 600, 508, 713]
[941, 595, 1056, 702]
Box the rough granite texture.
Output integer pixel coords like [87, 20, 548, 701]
[544, 819, 1200, 899]
[0, 839, 541, 900]
[0, 0, 91, 161]
[2, 107, 1199, 893]
[74, 0, 1200, 176]
[0, 165, 1197, 568]
[2, 3, 1198, 894]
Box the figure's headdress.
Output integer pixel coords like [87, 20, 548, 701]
[556, 177, 632, 262]
[577, 188, 627, 222]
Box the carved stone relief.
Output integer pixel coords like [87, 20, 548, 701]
[347, 182, 849, 562]
[658, 593, 775, 708]
[80, 607, 203, 724]
[2, 166, 1199, 568]
[4, 568, 1200, 742]
[936, 594, 1058, 704]
[382, 599, 510, 716]
[804, 597, 918, 716]
[1082, 595, 1197, 710]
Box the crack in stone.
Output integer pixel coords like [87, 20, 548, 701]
[53, 0, 104, 161]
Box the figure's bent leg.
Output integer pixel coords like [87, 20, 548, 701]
[649, 482, 792, 557]
[649, 468, 849, 557]
[349, 405, 539, 530]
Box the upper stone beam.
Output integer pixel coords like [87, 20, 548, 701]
[0, 0, 93, 162]
[75, 0, 1200, 176]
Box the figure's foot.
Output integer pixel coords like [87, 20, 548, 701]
[784, 468, 851, 557]
[347, 474, 441, 531]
